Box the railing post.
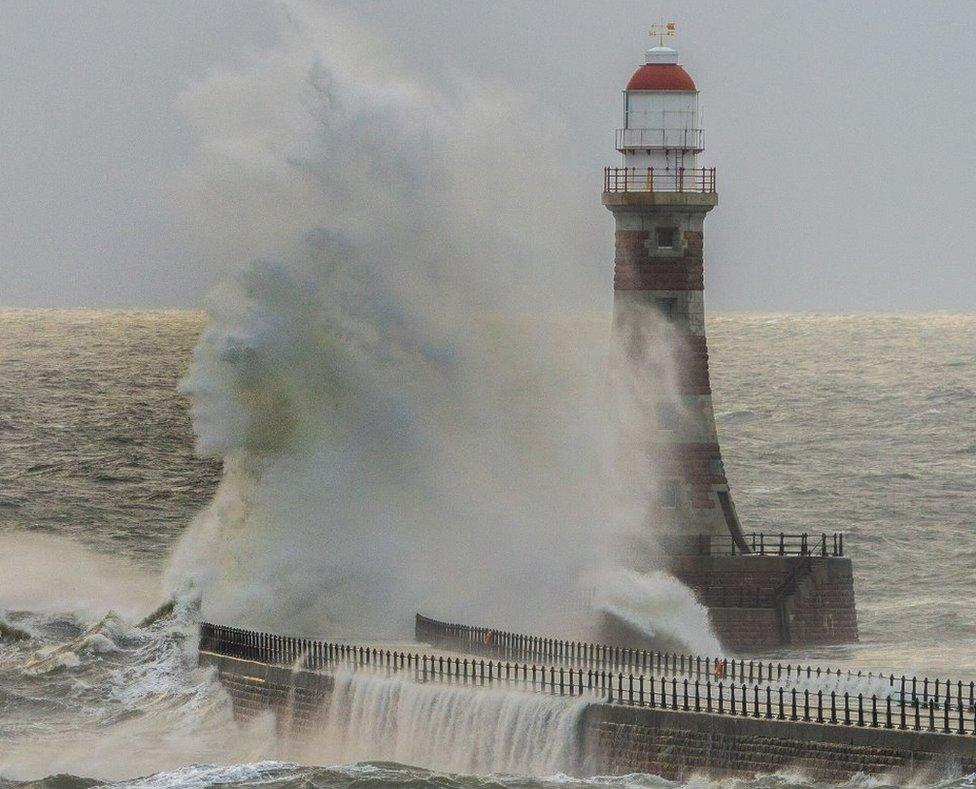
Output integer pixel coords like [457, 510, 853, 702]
[959, 684, 966, 735]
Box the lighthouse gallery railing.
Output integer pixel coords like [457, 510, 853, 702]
[604, 166, 716, 194]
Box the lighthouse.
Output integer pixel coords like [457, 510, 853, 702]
[604, 31, 746, 555]
[602, 28, 858, 649]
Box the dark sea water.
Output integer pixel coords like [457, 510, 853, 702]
[1, 309, 974, 787]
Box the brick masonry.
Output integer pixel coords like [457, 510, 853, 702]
[613, 230, 705, 291]
[654, 442, 726, 509]
[202, 652, 975, 781]
[585, 704, 976, 781]
[669, 556, 860, 649]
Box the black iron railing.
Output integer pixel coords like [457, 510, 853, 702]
[671, 532, 845, 557]
[414, 615, 976, 714]
[200, 621, 976, 736]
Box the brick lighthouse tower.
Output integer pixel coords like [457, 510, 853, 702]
[603, 28, 858, 649]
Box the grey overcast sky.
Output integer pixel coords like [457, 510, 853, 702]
[1, 1, 975, 311]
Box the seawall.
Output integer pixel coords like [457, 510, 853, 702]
[587, 702, 976, 780]
[199, 622, 976, 781]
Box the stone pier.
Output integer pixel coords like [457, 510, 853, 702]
[199, 621, 976, 781]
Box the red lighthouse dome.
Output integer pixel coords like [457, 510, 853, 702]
[625, 46, 697, 92]
[626, 63, 696, 91]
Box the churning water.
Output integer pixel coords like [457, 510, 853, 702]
[1, 309, 975, 787]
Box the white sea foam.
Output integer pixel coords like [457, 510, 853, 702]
[593, 568, 722, 657]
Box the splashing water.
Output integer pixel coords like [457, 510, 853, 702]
[163, 0, 708, 650]
[300, 672, 590, 777]
[593, 568, 722, 656]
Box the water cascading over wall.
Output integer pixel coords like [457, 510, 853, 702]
[300, 673, 589, 775]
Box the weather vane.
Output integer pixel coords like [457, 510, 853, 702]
[650, 21, 676, 47]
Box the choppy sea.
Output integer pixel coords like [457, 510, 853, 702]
[0, 309, 974, 787]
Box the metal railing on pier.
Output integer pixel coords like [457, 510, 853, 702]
[199, 622, 976, 737]
[414, 614, 976, 714]
[604, 166, 716, 194]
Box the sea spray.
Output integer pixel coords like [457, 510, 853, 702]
[301, 671, 589, 776]
[164, 1, 720, 653]
[593, 568, 722, 656]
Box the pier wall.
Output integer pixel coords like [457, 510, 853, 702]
[203, 652, 334, 729]
[669, 555, 859, 649]
[201, 650, 976, 781]
[587, 704, 976, 780]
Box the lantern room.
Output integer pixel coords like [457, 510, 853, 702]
[618, 45, 702, 173]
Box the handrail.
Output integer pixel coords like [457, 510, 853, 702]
[199, 621, 976, 737]
[670, 532, 845, 557]
[615, 127, 704, 151]
[604, 166, 716, 194]
[414, 615, 976, 713]
[773, 555, 814, 644]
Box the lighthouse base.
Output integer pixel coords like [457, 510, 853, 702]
[667, 555, 859, 652]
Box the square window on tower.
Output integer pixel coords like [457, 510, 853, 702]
[656, 227, 678, 249]
[658, 479, 680, 509]
[655, 297, 677, 320]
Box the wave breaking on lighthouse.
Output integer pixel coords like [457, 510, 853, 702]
[163, 2, 714, 650]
